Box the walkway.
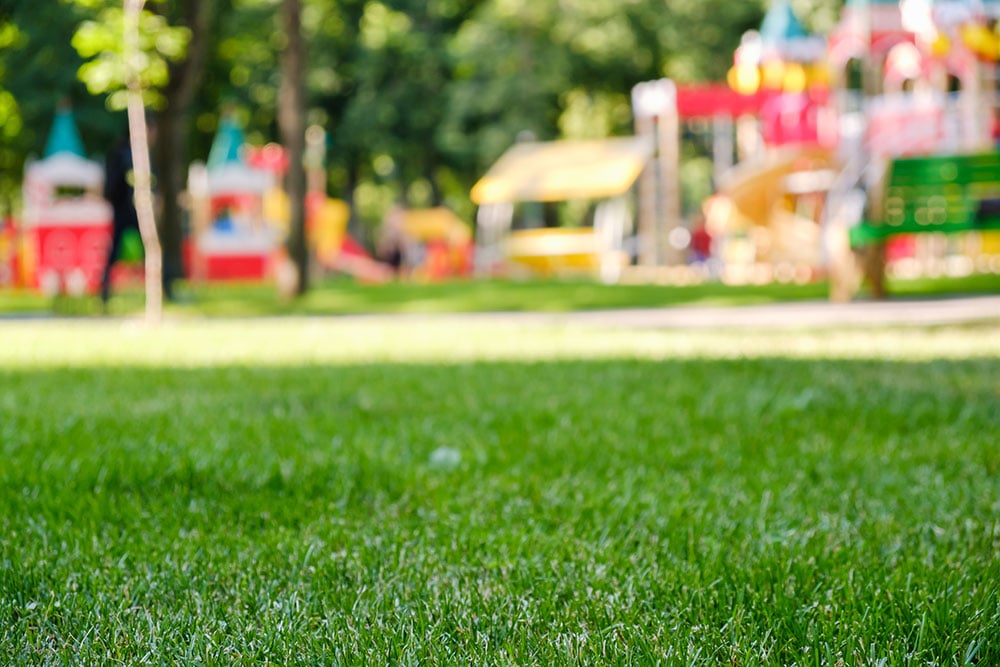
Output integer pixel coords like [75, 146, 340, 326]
[436, 294, 1000, 330]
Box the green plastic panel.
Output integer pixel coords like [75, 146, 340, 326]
[851, 152, 1000, 247]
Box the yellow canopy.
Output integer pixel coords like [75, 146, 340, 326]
[471, 136, 654, 204]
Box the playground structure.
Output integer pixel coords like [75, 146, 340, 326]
[387, 206, 473, 280]
[18, 107, 119, 296]
[705, 0, 1000, 297]
[472, 0, 1000, 297]
[823, 0, 1000, 296]
[472, 136, 652, 283]
[4, 107, 473, 294]
[185, 115, 283, 282]
[7, 2, 1000, 299]
[186, 115, 471, 285]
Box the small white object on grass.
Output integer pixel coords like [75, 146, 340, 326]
[428, 446, 461, 470]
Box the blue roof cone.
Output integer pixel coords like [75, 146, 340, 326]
[43, 107, 87, 158]
[207, 115, 247, 169]
[760, 0, 810, 45]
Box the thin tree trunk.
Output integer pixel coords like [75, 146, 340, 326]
[279, 0, 308, 295]
[124, 0, 163, 324]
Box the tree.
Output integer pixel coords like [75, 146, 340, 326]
[279, 0, 308, 295]
[124, 0, 163, 322]
[0, 12, 25, 218]
[71, 0, 190, 323]
[149, 0, 220, 301]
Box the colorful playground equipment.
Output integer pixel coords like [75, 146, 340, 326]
[186, 116, 387, 283]
[0, 216, 16, 287]
[471, 136, 653, 283]
[470, 0, 1000, 296]
[725, 0, 1000, 297]
[8, 108, 451, 293]
[821, 0, 1000, 297]
[19, 106, 116, 296]
[185, 115, 280, 281]
[843, 151, 1000, 296]
[393, 207, 473, 280]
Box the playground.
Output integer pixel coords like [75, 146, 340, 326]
[5, 0, 1000, 308]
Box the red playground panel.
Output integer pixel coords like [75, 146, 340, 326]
[199, 252, 272, 280]
[185, 237, 274, 281]
[31, 221, 111, 295]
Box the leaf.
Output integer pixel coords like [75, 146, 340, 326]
[71, 20, 119, 59]
[70, 5, 190, 101]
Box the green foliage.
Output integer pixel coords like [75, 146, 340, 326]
[70, 3, 191, 110]
[0, 20, 24, 210]
[0, 319, 998, 662]
[0, 1, 122, 215]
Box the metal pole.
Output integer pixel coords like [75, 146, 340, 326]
[634, 115, 657, 267]
[632, 78, 678, 268]
[658, 100, 682, 266]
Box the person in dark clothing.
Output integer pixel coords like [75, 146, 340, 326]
[100, 133, 141, 306]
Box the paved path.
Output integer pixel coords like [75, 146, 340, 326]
[3, 294, 999, 330]
[417, 294, 1000, 330]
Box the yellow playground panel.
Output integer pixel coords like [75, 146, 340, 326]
[501, 228, 606, 275]
[262, 188, 352, 264]
[706, 145, 838, 282]
[471, 137, 653, 282]
[710, 145, 836, 232]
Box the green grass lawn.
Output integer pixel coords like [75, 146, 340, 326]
[1, 271, 998, 318]
[2, 319, 998, 664]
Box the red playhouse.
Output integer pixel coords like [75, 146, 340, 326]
[20, 107, 114, 296]
[185, 114, 278, 281]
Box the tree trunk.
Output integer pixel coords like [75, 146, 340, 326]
[124, 0, 163, 324]
[154, 0, 217, 298]
[279, 0, 308, 295]
[154, 108, 181, 298]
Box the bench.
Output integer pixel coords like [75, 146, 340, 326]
[847, 151, 1000, 297]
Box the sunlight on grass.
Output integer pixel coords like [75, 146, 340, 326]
[1, 317, 999, 368]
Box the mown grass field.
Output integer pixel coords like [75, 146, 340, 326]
[1, 318, 998, 664]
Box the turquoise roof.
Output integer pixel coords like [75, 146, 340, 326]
[207, 115, 246, 169]
[760, 0, 810, 44]
[43, 107, 86, 158]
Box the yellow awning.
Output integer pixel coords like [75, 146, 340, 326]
[471, 136, 654, 204]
